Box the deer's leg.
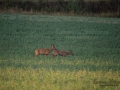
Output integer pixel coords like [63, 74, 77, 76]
[35, 53, 38, 57]
[62, 54, 66, 57]
[35, 50, 39, 57]
[52, 55, 56, 58]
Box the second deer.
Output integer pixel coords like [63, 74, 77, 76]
[52, 50, 73, 58]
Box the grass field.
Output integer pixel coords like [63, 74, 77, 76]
[0, 14, 120, 90]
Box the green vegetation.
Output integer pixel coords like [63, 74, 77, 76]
[0, 0, 120, 17]
[0, 14, 120, 90]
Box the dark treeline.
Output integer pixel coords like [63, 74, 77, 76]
[0, 0, 120, 17]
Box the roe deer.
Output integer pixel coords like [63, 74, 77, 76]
[52, 50, 73, 58]
[35, 44, 56, 57]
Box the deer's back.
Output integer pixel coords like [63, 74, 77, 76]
[53, 50, 66, 55]
[35, 48, 51, 54]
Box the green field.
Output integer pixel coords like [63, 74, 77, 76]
[0, 14, 120, 90]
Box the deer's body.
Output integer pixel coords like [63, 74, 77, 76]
[52, 50, 73, 58]
[35, 44, 56, 56]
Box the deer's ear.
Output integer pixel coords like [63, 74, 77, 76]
[52, 44, 56, 49]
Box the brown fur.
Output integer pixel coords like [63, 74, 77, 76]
[52, 50, 73, 58]
[35, 44, 56, 56]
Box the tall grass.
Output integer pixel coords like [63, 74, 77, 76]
[0, 67, 120, 90]
[0, 14, 120, 89]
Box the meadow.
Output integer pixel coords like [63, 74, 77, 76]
[0, 14, 120, 90]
